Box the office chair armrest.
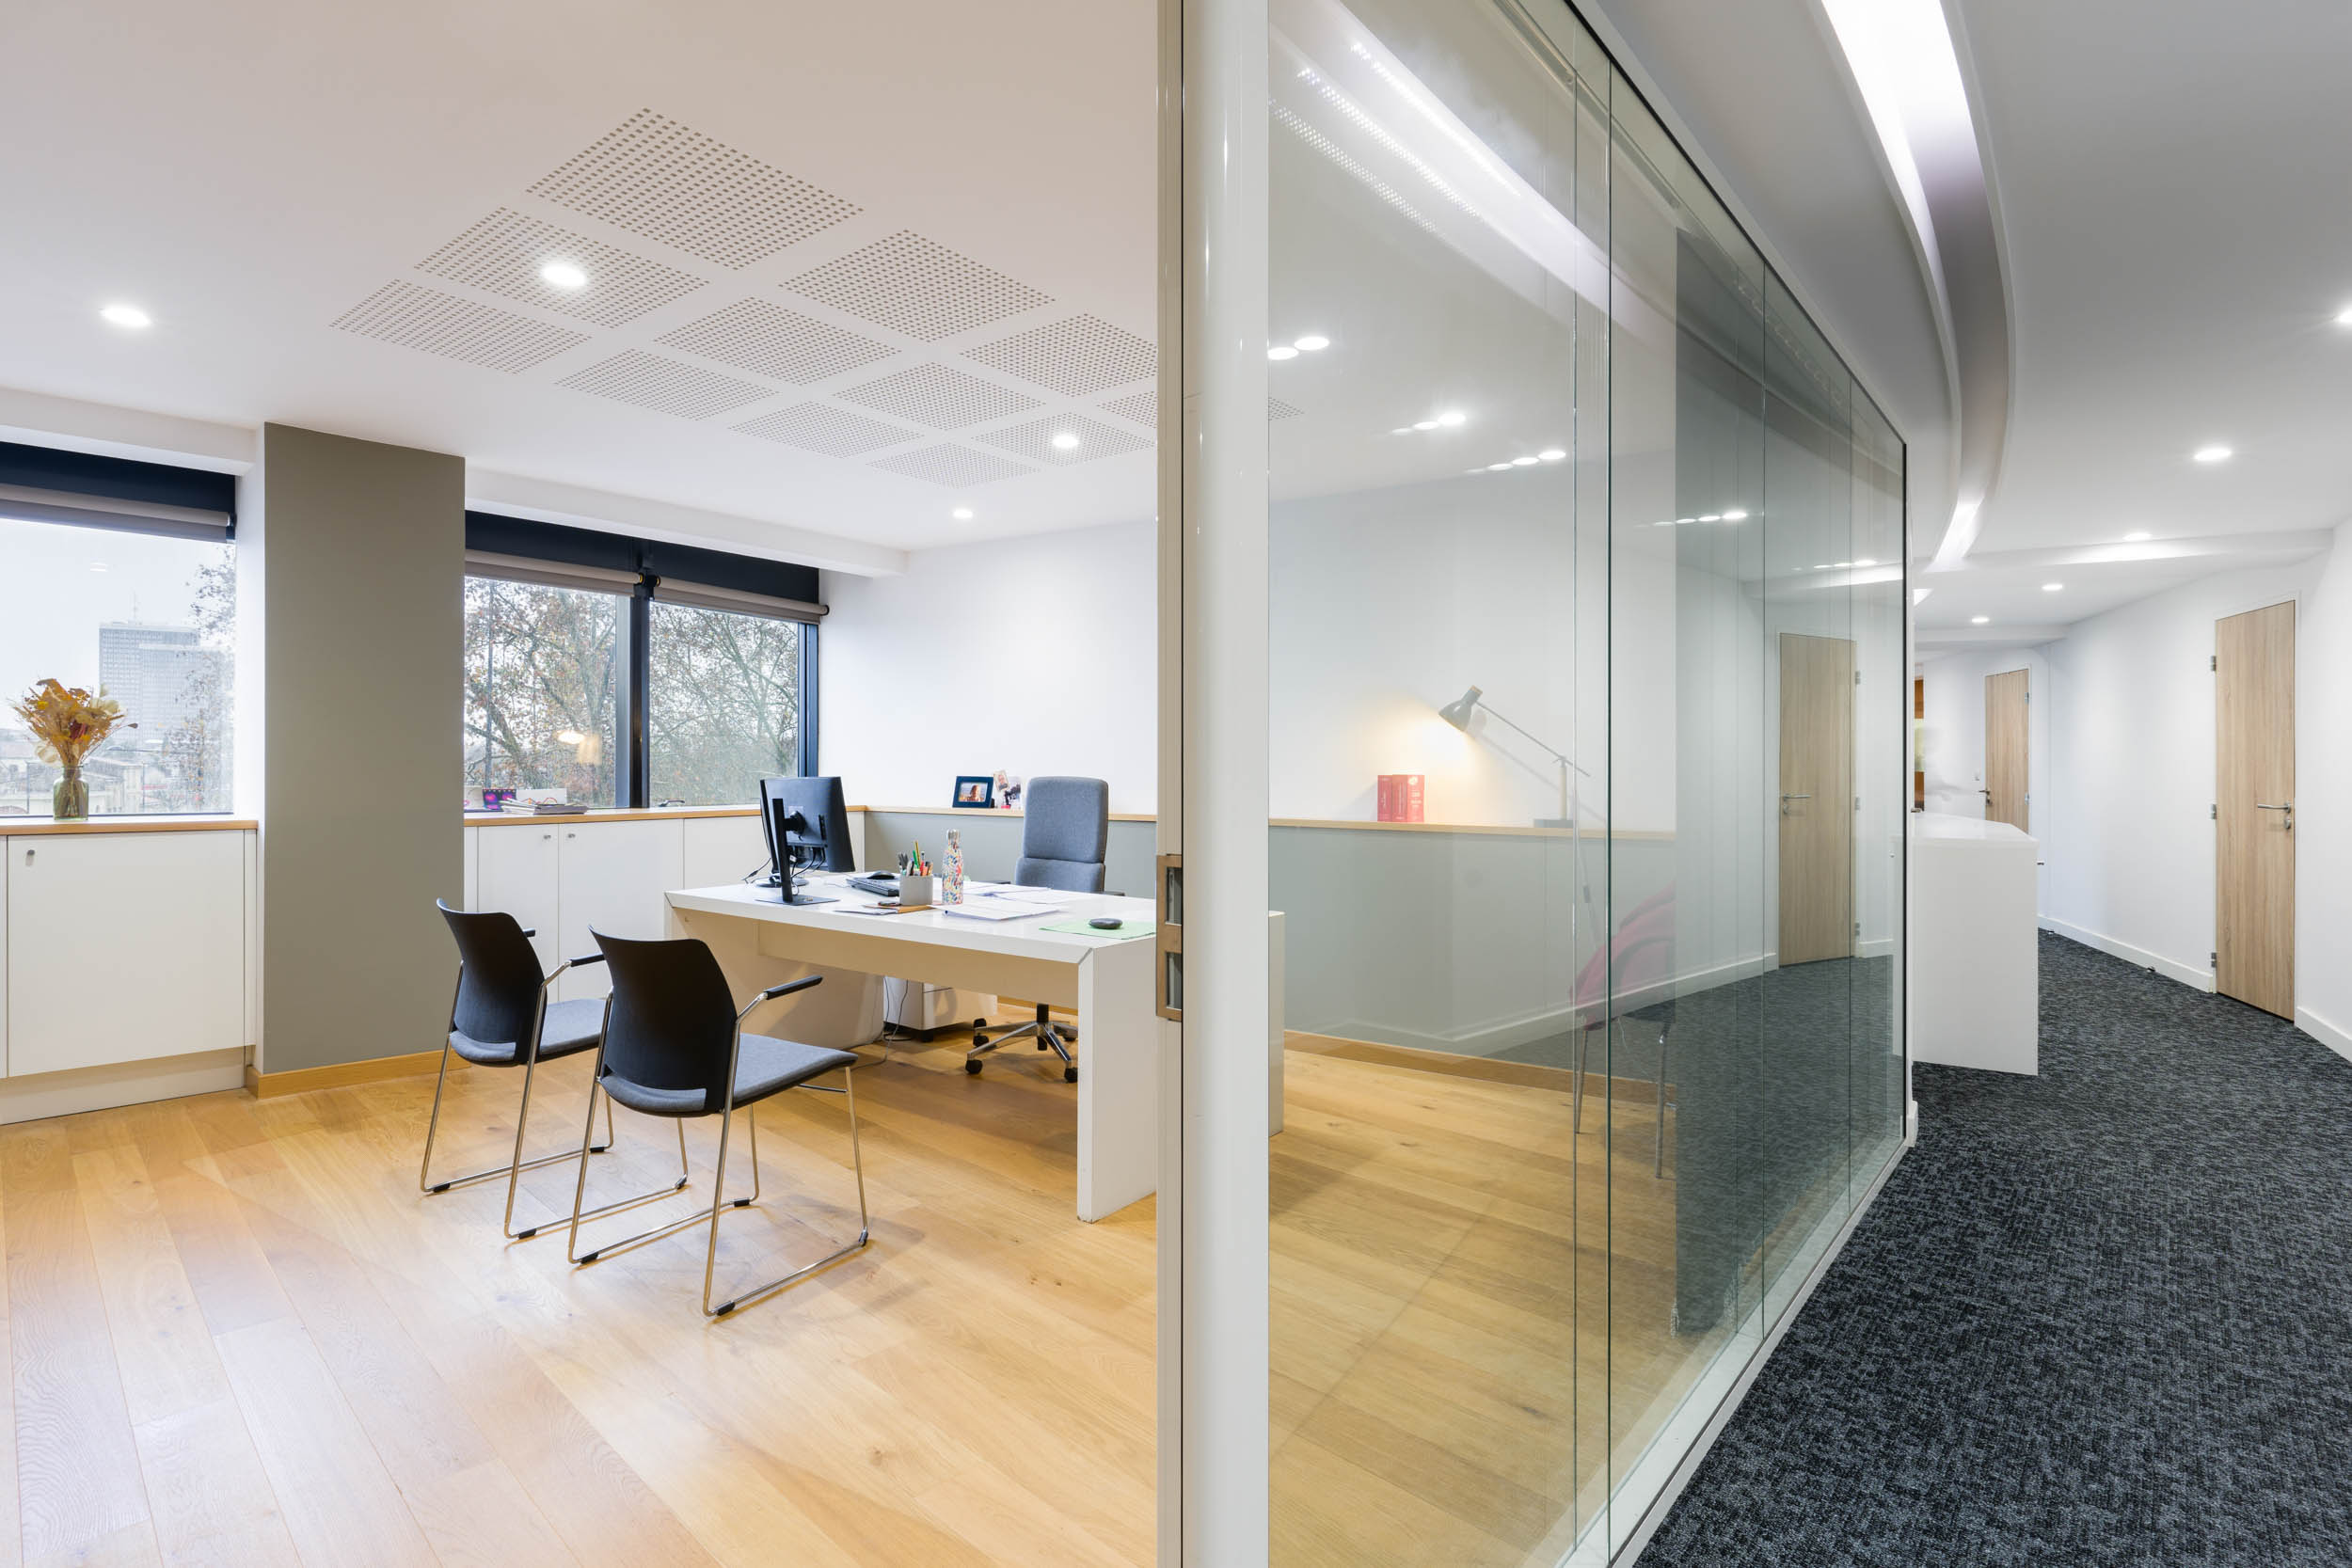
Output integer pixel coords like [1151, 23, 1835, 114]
[540, 951, 608, 988]
[736, 974, 822, 1019]
[519, 927, 536, 939]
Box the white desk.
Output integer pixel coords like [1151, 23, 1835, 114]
[666, 878, 1283, 1222]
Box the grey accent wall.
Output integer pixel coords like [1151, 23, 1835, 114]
[857, 810, 1156, 899]
[258, 424, 462, 1071]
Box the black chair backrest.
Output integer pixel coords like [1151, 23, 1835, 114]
[595, 929, 740, 1108]
[438, 901, 545, 1049]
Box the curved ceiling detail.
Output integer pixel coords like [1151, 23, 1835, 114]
[1816, 0, 2012, 571]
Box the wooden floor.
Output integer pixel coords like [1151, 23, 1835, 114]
[0, 1026, 1720, 1567]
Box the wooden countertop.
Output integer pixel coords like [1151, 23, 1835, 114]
[850, 803, 1158, 823]
[466, 805, 759, 826]
[0, 816, 258, 837]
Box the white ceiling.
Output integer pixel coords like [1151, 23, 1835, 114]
[0, 0, 1158, 560]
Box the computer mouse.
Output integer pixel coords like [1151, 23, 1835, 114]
[1089, 916, 1123, 930]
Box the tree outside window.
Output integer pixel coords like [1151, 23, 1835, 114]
[462, 578, 620, 803]
[648, 602, 803, 805]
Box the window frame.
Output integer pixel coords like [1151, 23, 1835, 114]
[463, 512, 823, 808]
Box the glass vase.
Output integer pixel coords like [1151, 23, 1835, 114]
[52, 764, 87, 822]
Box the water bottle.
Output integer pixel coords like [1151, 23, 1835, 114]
[945, 829, 964, 905]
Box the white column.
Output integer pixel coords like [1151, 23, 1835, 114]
[1160, 0, 1270, 1560]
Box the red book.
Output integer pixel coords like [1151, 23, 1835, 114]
[1376, 774, 1425, 823]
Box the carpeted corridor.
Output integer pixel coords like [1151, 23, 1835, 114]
[1641, 931, 2352, 1566]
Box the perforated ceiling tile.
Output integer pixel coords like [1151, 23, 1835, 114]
[658, 297, 897, 384]
[530, 109, 859, 268]
[734, 403, 918, 457]
[416, 209, 707, 328]
[977, 414, 1152, 468]
[1098, 389, 1156, 426]
[1098, 389, 1300, 425]
[963, 314, 1156, 397]
[786, 230, 1051, 341]
[332, 280, 588, 372]
[558, 349, 773, 420]
[835, 363, 1038, 430]
[869, 444, 1034, 488]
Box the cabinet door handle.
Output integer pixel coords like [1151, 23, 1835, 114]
[21, 848, 30, 865]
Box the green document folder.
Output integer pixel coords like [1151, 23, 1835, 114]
[1040, 918, 1156, 942]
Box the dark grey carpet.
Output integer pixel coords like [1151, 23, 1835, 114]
[1639, 930, 2352, 1567]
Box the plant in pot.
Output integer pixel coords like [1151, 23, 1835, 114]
[8, 679, 131, 821]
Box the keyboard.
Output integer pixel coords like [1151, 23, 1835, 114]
[848, 874, 901, 897]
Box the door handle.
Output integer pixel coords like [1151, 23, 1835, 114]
[1154, 852, 1183, 1022]
[1780, 794, 1812, 800]
[2257, 801, 2295, 830]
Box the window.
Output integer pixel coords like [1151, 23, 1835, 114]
[460, 513, 822, 808]
[0, 516, 237, 816]
[647, 601, 803, 805]
[462, 577, 623, 805]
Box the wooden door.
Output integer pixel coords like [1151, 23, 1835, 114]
[2217, 601, 2296, 1017]
[1778, 633, 1855, 964]
[1983, 669, 2029, 830]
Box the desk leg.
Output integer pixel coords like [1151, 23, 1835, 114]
[1076, 937, 1157, 1223]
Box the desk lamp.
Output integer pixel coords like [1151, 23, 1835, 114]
[1438, 685, 1592, 829]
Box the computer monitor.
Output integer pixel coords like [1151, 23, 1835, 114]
[758, 775, 850, 904]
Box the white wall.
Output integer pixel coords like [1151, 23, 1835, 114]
[1917, 644, 2052, 907]
[2038, 546, 2328, 996]
[818, 522, 1158, 814]
[2295, 523, 2352, 1051]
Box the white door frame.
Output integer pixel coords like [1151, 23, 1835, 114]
[1157, 0, 1272, 1561]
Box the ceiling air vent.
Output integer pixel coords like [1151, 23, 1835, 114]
[659, 298, 898, 385]
[529, 109, 859, 269]
[332, 280, 587, 373]
[1268, 396, 1305, 420]
[835, 363, 1039, 430]
[964, 313, 1156, 397]
[977, 414, 1152, 467]
[869, 444, 1035, 488]
[735, 403, 919, 457]
[558, 349, 772, 420]
[417, 209, 707, 328]
[786, 230, 1051, 341]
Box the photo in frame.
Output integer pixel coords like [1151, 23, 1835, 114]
[952, 775, 995, 809]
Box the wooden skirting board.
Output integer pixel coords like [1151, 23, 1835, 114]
[245, 1048, 449, 1099]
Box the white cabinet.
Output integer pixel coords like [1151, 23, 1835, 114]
[554, 819, 683, 1000]
[681, 813, 768, 890]
[474, 824, 562, 974]
[6, 832, 246, 1076]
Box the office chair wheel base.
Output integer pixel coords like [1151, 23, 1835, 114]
[1063, 1067, 1078, 1084]
[965, 1057, 983, 1075]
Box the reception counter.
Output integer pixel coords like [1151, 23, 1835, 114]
[1912, 811, 2040, 1074]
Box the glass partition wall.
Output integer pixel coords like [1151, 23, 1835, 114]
[1260, 0, 1906, 1559]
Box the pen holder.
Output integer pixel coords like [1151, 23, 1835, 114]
[898, 875, 939, 908]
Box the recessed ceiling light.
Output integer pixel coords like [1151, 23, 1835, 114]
[2042, 581, 2063, 592]
[1294, 334, 1330, 352]
[1677, 518, 1696, 526]
[1854, 558, 1878, 567]
[2193, 444, 2233, 463]
[1051, 431, 1081, 451]
[99, 303, 151, 329]
[88, 561, 109, 573]
[1391, 426, 1414, 436]
[539, 261, 588, 290]
[1413, 420, 1439, 432]
[1698, 514, 1722, 522]
[2336, 305, 2352, 326]
[1267, 344, 1299, 361]
[1436, 410, 1467, 427]
[1486, 462, 1513, 471]
[2123, 530, 2151, 542]
[1722, 509, 1749, 521]
[1970, 615, 1990, 625]
[1511, 455, 1539, 467]
[1539, 448, 1567, 462]
[951, 507, 975, 520]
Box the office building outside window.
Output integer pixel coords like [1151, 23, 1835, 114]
[0, 516, 236, 816]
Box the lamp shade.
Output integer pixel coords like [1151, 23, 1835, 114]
[1438, 685, 1483, 731]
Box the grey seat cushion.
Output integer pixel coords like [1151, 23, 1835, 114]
[598, 1033, 856, 1117]
[448, 997, 606, 1067]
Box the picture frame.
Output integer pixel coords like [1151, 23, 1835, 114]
[952, 775, 995, 809]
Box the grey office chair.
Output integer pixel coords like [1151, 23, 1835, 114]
[564, 930, 869, 1319]
[967, 776, 1107, 1084]
[423, 901, 636, 1239]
